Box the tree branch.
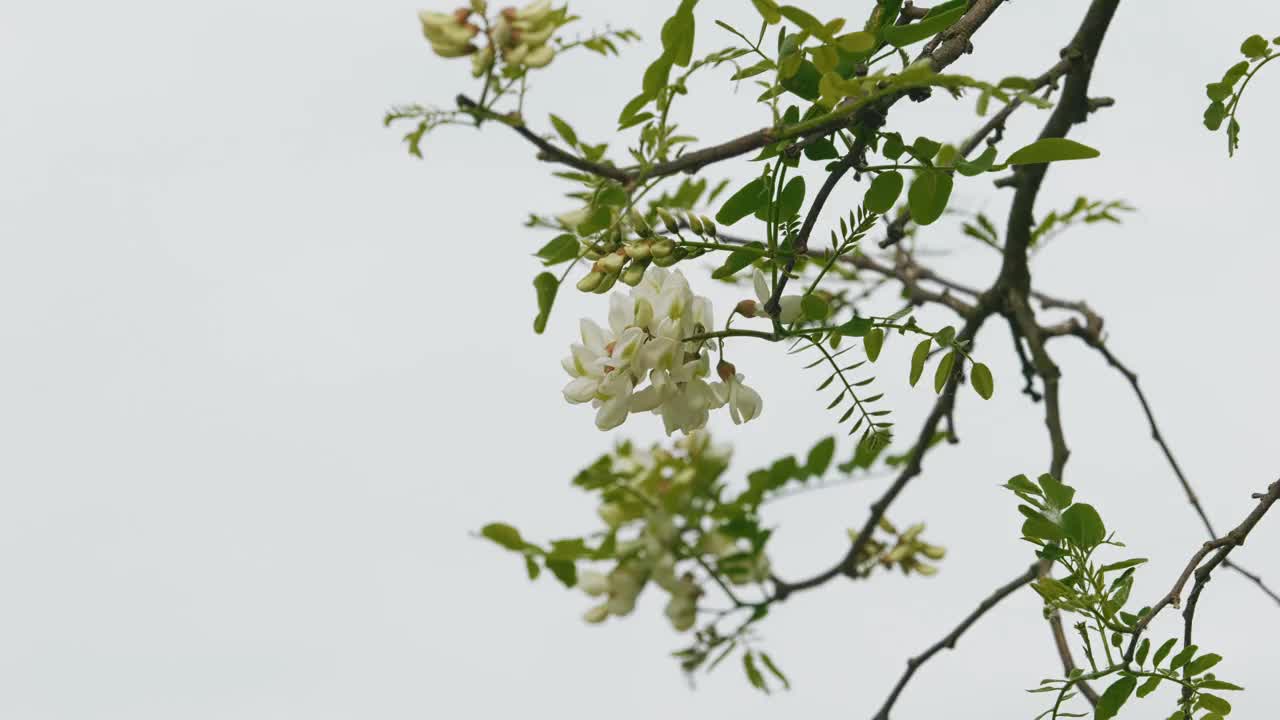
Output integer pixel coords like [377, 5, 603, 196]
[871, 562, 1039, 719]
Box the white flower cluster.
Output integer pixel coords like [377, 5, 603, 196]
[561, 268, 762, 434]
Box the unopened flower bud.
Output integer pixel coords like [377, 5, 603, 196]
[735, 299, 760, 318]
[578, 570, 611, 597]
[593, 271, 618, 294]
[624, 240, 651, 260]
[655, 208, 680, 234]
[920, 544, 946, 560]
[583, 603, 609, 624]
[716, 360, 737, 382]
[599, 250, 627, 274]
[620, 260, 649, 287]
[629, 209, 653, 238]
[576, 270, 605, 292]
[685, 213, 704, 235]
[902, 523, 925, 543]
[649, 237, 675, 258]
[701, 216, 717, 238]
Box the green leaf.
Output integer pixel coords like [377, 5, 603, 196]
[535, 234, 580, 265]
[776, 176, 807, 219]
[806, 436, 836, 476]
[1186, 653, 1223, 675]
[1200, 680, 1244, 691]
[716, 177, 770, 226]
[933, 350, 956, 393]
[970, 362, 994, 399]
[481, 522, 526, 551]
[1241, 34, 1269, 58]
[909, 339, 931, 386]
[838, 31, 877, 53]
[880, 3, 965, 47]
[751, 0, 781, 24]
[661, 1, 697, 67]
[956, 145, 998, 176]
[864, 328, 886, 362]
[576, 205, 612, 235]
[743, 652, 768, 693]
[1095, 675, 1136, 720]
[1205, 82, 1232, 103]
[1135, 675, 1161, 698]
[532, 272, 559, 334]
[1135, 639, 1150, 666]
[804, 138, 840, 160]
[1022, 513, 1064, 542]
[1006, 138, 1101, 166]
[711, 242, 765, 279]
[1204, 101, 1227, 131]
[1100, 558, 1148, 573]
[836, 316, 873, 337]
[1198, 693, 1231, 715]
[802, 294, 829, 321]
[545, 557, 577, 587]
[1037, 474, 1075, 509]
[864, 171, 904, 213]
[1152, 638, 1177, 667]
[910, 136, 942, 162]
[907, 170, 953, 225]
[1062, 503, 1105, 547]
[933, 325, 956, 347]
[759, 652, 791, 690]
[1169, 643, 1198, 670]
[549, 114, 578, 147]
[779, 6, 828, 38]
[1004, 474, 1041, 495]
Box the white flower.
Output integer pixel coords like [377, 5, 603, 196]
[713, 361, 763, 425]
[752, 269, 804, 324]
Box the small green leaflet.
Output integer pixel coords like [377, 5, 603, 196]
[533, 272, 559, 334]
[1005, 138, 1101, 166]
[1095, 676, 1136, 720]
[716, 177, 770, 225]
[970, 362, 994, 399]
[864, 171, 904, 213]
[908, 170, 952, 225]
[880, 1, 965, 47]
[535, 234, 579, 265]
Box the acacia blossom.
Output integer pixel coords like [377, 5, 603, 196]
[560, 268, 762, 433]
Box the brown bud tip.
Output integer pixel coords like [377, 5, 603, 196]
[735, 299, 759, 318]
[716, 360, 736, 382]
[453, 8, 472, 22]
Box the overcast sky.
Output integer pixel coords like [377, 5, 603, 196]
[3, 1, 1279, 718]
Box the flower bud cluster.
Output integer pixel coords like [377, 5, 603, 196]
[849, 517, 948, 577]
[419, 1, 567, 75]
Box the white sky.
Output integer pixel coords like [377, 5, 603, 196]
[2, 1, 1279, 718]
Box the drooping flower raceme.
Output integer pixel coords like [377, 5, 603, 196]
[561, 268, 762, 433]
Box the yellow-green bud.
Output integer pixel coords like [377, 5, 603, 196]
[593, 271, 618, 294]
[576, 271, 605, 292]
[701, 216, 717, 238]
[624, 240, 651, 260]
[599, 250, 627, 274]
[685, 213, 704, 235]
[920, 543, 947, 560]
[649, 237, 675, 258]
[655, 208, 680, 234]
[630, 209, 653, 238]
[620, 260, 649, 287]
